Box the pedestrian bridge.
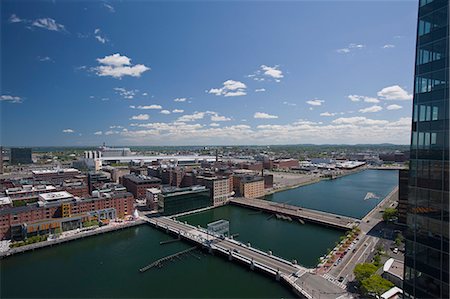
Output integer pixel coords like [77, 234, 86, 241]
[141, 215, 351, 299]
[229, 197, 359, 230]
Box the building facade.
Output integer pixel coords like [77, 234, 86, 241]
[199, 176, 231, 206]
[121, 174, 161, 199]
[404, 1, 449, 298]
[158, 186, 211, 216]
[0, 190, 134, 240]
[233, 175, 265, 199]
[398, 169, 409, 225]
[10, 148, 32, 165]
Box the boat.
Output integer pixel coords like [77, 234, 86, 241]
[364, 192, 379, 200]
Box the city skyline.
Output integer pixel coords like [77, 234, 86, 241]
[2, 1, 418, 146]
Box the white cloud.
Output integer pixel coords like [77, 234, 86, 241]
[332, 117, 388, 126]
[306, 99, 324, 106]
[94, 28, 108, 44]
[142, 92, 148, 96]
[174, 97, 187, 102]
[255, 88, 266, 92]
[320, 112, 337, 117]
[254, 112, 278, 119]
[211, 113, 231, 122]
[260, 65, 284, 79]
[131, 105, 162, 110]
[337, 43, 365, 54]
[130, 114, 150, 121]
[9, 14, 22, 23]
[117, 116, 411, 145]
[210, 123, 220, 127]
[208, 80, 247, 97]
[63, 129, 74, 133]
[9, 15, 66, 32]
[386, 104, 403, 110]
[349, 43, 365, 49]
[283, 101, 297, 107]
[383, 44, 395, 49]
[337, 48, 350, 54]
[348, 95, 380, 103]
[160, 110, 171, 115]
[0, 95, 22, 103]
[177, 112, 206, 122]
[94, 53, 150, 78]
[359, 105, 383, 113]
[32, 18, 66, 32]
[38, 56, 53, 62]
[377, 85, 412, 100]
[94, 131, 103, 135]
[109, 125, 123, 129]
[114, 87, 138, 99]
[172, 109, 184, 113]
[103, 3, 115, 12]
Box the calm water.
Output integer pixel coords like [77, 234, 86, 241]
[266, 169, 398, 219]
[0, 225, 294, 298]
[179, 205, 342, 268]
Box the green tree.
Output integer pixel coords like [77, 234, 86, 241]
[360, 274, 394, 297]
[383, 208, 398, 222]
[354, 263, 378, 283]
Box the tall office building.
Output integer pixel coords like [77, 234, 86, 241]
[404, 0, 449, 298]
[10, 147, 32, 165]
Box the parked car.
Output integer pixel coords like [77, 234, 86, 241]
[393, 248, 399, 254]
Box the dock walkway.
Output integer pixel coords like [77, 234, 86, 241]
[139, 246, 197, 272]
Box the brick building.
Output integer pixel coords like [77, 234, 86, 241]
[0, 190, 134, 240]
[32, 168, 81, 184]
[233, 175, 265, 199]
[273, 159, 299, 169]
[121, 174, 161, 199]
[197, 176, 231, 206]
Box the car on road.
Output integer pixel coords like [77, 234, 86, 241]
[393, 248, 399, 254]
[293, 272, 300, 278]
[352, 248, 356, 253]
[338, 276, 345, 282]
[233, 249, 240, 253]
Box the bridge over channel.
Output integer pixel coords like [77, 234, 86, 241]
[229, 198, 359, 230]
[141, 215, 351, 299]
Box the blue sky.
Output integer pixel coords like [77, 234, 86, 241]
[1, 0, 418, 146]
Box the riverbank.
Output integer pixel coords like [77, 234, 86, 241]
[362, 186, 399, 223]
[265, 177, 321, 195]
[265, 165, 368, 196]
[0, 219, 145, 259]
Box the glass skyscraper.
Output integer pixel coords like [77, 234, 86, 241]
[404, 0, 449, 298]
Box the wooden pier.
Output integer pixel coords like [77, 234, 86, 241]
[139, 246, 198, 272]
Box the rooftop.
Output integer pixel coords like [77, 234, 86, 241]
[383, 258, 404, 279]
[32, 168, 80, 175]
[239, 175, 264, 183]
[6, 185, 56, 195]
[39, 191, 74, 202]
[0, 196, 12, 206]
[123, 174, 161, 184]
[162, 185, 208, 197]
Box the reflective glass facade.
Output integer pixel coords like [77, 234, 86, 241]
[404, 1, 449, 298]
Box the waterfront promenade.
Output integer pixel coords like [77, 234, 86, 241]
[143, 215, 352, 299]
[0, 219, 144, 258]
[320, 187, 399, 285]
[230, 197, 359, 230]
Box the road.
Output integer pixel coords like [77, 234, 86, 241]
[230, 197, 358, 230]
[149, 216, 351, 299]
[325, 187, 399, 283]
